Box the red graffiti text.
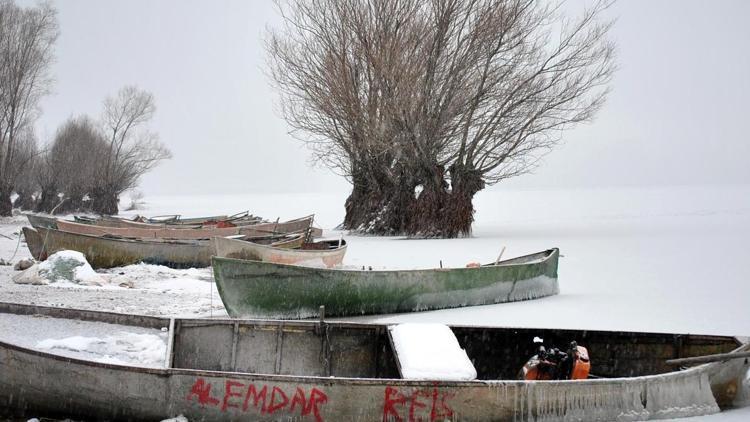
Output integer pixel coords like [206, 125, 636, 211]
[382, 385, 454, 421]
[187, 378, 328, 422]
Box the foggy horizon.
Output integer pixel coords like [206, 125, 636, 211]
[24, 0, 750, 196]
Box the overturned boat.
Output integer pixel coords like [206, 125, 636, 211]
[22, 227, 304, 269]
[0, 302, 747, 421]
[212, 236, 347, 268]
[212, 248, 560, 319]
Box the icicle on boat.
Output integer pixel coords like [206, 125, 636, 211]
[212, 248, 560, 319]
[0, 302, 747, 421]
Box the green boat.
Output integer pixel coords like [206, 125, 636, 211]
[212, 248, 559, 318]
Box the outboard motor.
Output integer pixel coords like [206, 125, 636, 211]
[520, 339, 591, 380]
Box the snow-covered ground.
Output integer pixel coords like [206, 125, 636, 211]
[1, 184, 749, 420]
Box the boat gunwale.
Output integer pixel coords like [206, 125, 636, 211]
[30, 226, 211, 247]
[1, 301, 741, 346]
[213, 236, 348, 255]
[212, 247, 558, 275]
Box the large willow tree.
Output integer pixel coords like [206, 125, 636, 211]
[267, 0, 616, 237]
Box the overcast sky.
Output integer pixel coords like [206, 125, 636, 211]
[24, 0, 750, 195]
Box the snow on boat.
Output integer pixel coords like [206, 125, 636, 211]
[21, 226, 305, 269]
[0, 302, 747, 421]
[212, 248, 560, 319]
[212, 236, 347, 268]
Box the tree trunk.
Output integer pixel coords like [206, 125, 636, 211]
[342, 162, 485, 238]
[54, 193, 86, 215]
[442, 163, 485, 237]
[13, 190, 36, 211]
[343, 165, 413, 235]
[36, 188, 58, 213]
[91, 188, 119, 215]
[0, 189, 12, 217]
[403, 163, 483, 238]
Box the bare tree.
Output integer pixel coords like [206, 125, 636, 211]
[267, 0, 616, 237]
[33, 148, 59, 213]
[91, 86, 171, 215]
[0, 0, 58, 216]
[47, 116, 107, 213]
[9, 126, 39, 210]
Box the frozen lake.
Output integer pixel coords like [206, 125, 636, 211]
[121, 184, 750, 336]
[1, 184, 748, 420]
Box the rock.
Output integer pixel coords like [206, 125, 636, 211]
[14, 251, 105, 286]
[0, 258, 10, 266]
[12, 264, 47, 285]
[14, 258, 35, 271]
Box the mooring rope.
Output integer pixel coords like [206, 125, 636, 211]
[6, 229, 22, 263]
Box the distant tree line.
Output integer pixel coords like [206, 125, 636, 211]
[16, 86, 171, 215]
[1, 1, 170, 216]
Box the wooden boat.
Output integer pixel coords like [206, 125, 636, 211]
[23, 226, 212, 268]
[22, 227, 305, 269]
[212, 236, 347, 268]
[74, 215, 175, 228]
[212, 248, 560, 319]
[74, 213, 265, 229]
[151, 211, 262, 226]
[30, 215, 319, 241]
[0, 302, 747, 421]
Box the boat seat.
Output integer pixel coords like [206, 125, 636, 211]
[387, 323, 477, 381]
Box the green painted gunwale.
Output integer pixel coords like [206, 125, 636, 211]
[212, 248, 559, 319]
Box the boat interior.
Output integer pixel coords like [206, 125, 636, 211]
[299, 238, 347, 250]
[481, 248, 556, 267]
[0, 302, 740, 381]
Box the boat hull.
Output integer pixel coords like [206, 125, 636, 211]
[0, 303, 747, 422]
[23, 226, 212, 269]
[212, 249, 560, 318]
[53, 215, 316, 240]
[212, 237, 347, 268]
[3, 345, 743, 422]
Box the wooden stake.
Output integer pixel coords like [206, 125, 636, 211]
[495, 246, 506, 265]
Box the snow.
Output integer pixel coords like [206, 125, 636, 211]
[389, 323, 477, 381]
[0, 313, 168, 367]
[36, 332, 166, 367]
[160, 416, 188, 422]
